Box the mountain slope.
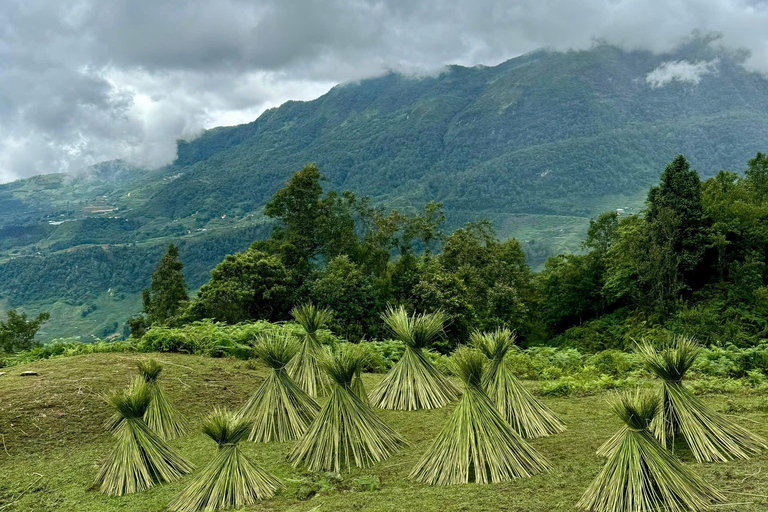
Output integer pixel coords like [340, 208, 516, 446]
[2, 42, 768, 339]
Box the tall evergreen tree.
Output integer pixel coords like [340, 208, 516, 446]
[746, 152, 768, 203]
[646, 155, 705, 274]
[142, 244, 188, 326]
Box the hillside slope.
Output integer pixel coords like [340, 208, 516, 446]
[1, 41, 768, 338]
[0, 353, 765, 511]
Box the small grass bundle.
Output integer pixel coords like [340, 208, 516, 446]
[410, 347, 550, 486]
[239, 332, 320, 442]
[95, 380, 194, 496]
[289, 344, 407, 473]
[169, 409, 282, 512]
[137, 358, 188, 440]
[350, 343, 370, 406]
[577, 391, 725, 512]
[368, 306, 459, 410]
[287, 303, 333, 398]
[639, 336, 767, 462]
[472, 328, 566, 439]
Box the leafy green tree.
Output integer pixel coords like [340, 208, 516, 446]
[189, 248, 294, 323]
[142, 244, 188, 326]
[583, 211, 619, 254]
[308, 255, 383, 341]
[0, 310, 50, 353]
[537, 253, 603, 329]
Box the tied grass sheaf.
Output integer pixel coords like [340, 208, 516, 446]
[95, 380, 195, 496]
[410, 347, 550, 486]
[578, 391, 725, 512]
[368, 306, 460, 411]
[472, 328, 566, 439]
[138, 359, 189, 441]
[286, 303, 333, 399]
[238, 332, 320, 443]
[168, 409, 282, 512]
[599, 336, 768, 462]
[641, 336, 768, 463]
[289, 344, 408, 473]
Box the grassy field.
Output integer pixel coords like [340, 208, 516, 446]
[0, 353, 766, 511]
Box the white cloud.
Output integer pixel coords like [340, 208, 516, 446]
[1, 0, 768, 182]
[646, 59, 719, 88]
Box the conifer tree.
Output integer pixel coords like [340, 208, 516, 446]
[143, 244, 188, 326]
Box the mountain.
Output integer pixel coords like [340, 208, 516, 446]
[2, 41, 768, 339]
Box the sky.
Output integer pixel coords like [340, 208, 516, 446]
[1, 0, 767, 183]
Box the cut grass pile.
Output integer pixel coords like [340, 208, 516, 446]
[0, 353, 766, 511]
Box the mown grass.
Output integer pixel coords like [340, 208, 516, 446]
[0, 353, 766, 511]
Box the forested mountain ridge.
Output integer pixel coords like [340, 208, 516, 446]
[1, 41, 768, 339]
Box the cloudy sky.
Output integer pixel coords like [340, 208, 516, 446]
[1, 0, 767, 182]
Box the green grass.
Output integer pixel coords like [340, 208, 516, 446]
[0, 353, 766, 511]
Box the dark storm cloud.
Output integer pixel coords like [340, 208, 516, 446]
[1, 0, 767, 181]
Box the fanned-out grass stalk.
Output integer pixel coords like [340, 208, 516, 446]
[577, 390, 725, 512]
[472, 328, 566, 439]
[289, 344, 407, 473]
[368, 306, 459, 410]
[639, 336, 767, 463]
[95, 380, 195, 496]
[239, 332, 320, 442]
[137, 358, 188, 440]
[168, 409, 282, 512]
[287, 303, 333, 398]
[410, 347, 550, 486]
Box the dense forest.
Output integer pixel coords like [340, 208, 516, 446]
[128, 152, 768, 352]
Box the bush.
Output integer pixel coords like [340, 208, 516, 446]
[138, 320, 344, 358]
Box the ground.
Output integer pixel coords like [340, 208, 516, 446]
[0, 353, 766, 511]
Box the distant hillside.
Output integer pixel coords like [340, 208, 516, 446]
[1, 41, 768, 339]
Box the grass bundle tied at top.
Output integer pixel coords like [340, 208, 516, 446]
[95, 380, 195, 496]
[350, 343, 371, 406]
[410, 347, 550, 486]
[137, 358, 188, 440]
[368, 306, 460, 411]
[472, 328, 566, 439]
[578, 390, 725, 512]
[169, 409, 282, 512]
[289, 344, 407, 473]
[239, 332, 320, 442]
[286, 303, 333, 398]
[638, 335, 766, 463]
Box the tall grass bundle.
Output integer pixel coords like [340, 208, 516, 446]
[639, 336, 767, 462]
[95, 380, 195, 496]
[137, 358, 188, 440]
[289, 344, 407, 473]
[472, 328, 566, 439]
[410, 347, 550, 486]
[368, 306, 459, 410]
[287, 303, 333, 398]
[169, 409, 282, 512]
[577, 391, 725, 512]
[239, 333, 320, 442]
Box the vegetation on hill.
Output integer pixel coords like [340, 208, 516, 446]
[114, 152, 766, 357]
[2, 43, 768, 339]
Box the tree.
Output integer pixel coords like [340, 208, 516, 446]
[583, 211, 619, 255]
[308, 255, 383, 341]
[189, 248, 294, 323]
[143, 244, 188, 326]
[746, 152, 768, 203]
[646, 155, 706, 275]
[0, 310, 50, 354]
